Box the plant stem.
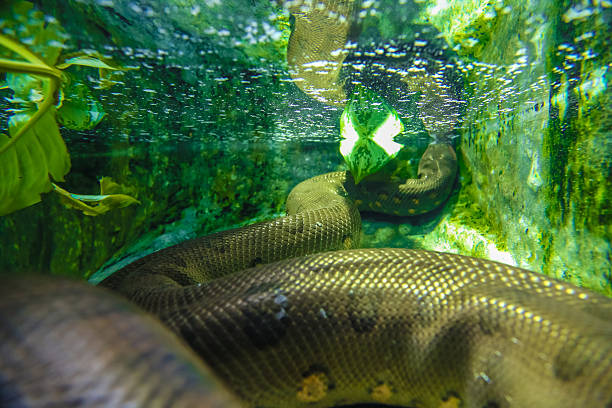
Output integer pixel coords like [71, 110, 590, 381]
[0, 57, 63, 80]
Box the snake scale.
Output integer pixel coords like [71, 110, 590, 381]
[1, 1, 612, 407]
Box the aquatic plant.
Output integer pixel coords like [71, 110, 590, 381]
[53, 177, 140, 216]
[0, 1, 137, 216]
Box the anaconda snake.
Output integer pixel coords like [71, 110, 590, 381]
[1, 1, 611, 407]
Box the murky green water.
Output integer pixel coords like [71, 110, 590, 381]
[0, 0, 610, 294]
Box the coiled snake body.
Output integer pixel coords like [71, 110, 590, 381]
[1, 1, 611, 407]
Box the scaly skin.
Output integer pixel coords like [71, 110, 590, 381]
[110, 248, 612, 408]
[97, 141, 611, 407]
[1, 2, 610, 407]
[0, 276, 241, 408]
[100, 143, 457, 294]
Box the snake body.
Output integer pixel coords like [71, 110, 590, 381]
[1, 1, 612, 407]
[0, 276, 241, 408]
[99, 247, 612, 408]
[94, 139, 611, 408]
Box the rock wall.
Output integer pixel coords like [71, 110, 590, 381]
[414, 0, 611, 294]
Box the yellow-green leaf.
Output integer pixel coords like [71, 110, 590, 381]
[0, 33, 69, 216]
[52, 179, 140, 216]
[99, 176, 122, 195]
[56, 52, 138, 72]
[56, 55, 124, 70]
[0, 107, 71, 216]
[56, 52, 138, 89]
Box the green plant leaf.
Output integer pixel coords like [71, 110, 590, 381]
[99, 176, 123, 195]
[5, 72, 46, 103]
[339, 85, 404, 184]
[56, 52, 139, 89]
[0, 107, 71, 215]
[57, 80, 106, 130]
[56, 54, 126, 70]
[0, 3, 133, 216]
[0, 30, 69, 216]
[52, 179, 140, 216]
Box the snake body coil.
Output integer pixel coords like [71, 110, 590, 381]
[1, 1, 611, 407]
[94, 141, 611, 408]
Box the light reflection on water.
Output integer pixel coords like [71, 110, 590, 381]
[35, 0, 603, 149]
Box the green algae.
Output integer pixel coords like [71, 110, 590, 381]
[416, 0, 611, 295]
[539, 0, 611, 294]
[544, 2, 611, 238]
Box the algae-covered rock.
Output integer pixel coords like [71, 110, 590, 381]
[416, 0, 611, 294]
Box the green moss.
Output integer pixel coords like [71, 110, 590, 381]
[543, 0, 611, 241]
[418, 0, 502, 60]
[240, 9, 291, 65]
[418, 0, 610, 295]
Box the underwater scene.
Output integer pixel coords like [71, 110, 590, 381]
[0, 0, 611, 407]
